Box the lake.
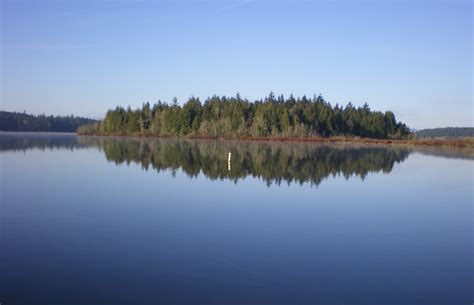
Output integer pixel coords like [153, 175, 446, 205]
[0, 132, 472, 305]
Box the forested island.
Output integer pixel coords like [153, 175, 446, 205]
[78, 93, 411, 139]
[0, 111, 96, 132]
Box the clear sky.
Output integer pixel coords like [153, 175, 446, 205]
[1, 0, 472, 129]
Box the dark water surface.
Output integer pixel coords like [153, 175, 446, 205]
[1, 133, 472, 305]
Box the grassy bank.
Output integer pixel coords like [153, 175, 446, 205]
[400, 137, 474, 148]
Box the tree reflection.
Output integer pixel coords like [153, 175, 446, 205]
[4, 133, 472, 186]
[80, 137, 410, 186]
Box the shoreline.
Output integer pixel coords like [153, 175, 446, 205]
[76, 133, 474, 149]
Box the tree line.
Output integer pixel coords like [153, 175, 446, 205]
[78, 93, 411, 139]
[416, 127, 474, 138]
[0, 111, 97, 132]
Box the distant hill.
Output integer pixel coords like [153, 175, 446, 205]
[0, 111, 97, 132]
[416, 127, 474, 138]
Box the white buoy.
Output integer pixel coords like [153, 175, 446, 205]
[228, 152, 231, 171]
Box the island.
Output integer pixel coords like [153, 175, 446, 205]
[77, 93, 410, 139]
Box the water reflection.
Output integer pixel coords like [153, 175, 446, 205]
[0, 132, 87, 151]
[1, 132, 472, 305]
[85, 137, 410, 186]
[1, 132, 473, 187]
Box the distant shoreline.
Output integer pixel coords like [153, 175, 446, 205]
[0, 131, 76, 134]
[2, 130, 471, 148]
[0, 131, 77, 137]
[76, 133, 474, 148]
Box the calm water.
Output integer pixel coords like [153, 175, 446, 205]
[0, 133, 472, 305]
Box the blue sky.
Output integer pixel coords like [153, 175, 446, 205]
[1, 0, 472, 129]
